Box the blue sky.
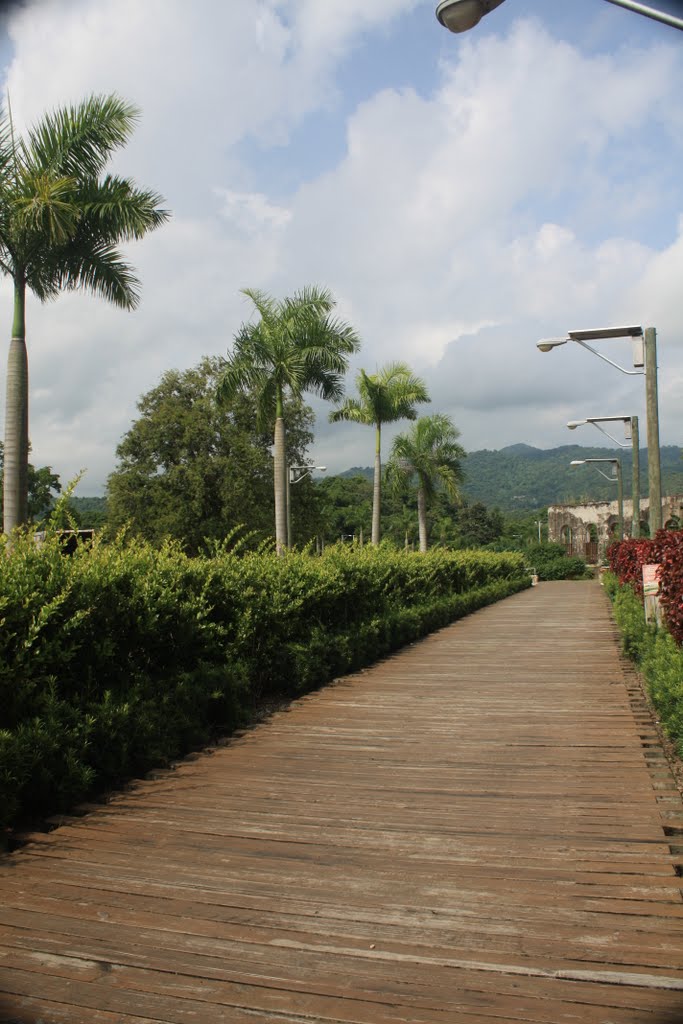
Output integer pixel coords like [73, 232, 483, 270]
[1, 0, 682, 494]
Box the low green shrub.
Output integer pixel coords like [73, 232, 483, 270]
[525, 543, 589, 581]
[0, 531, 529, 828]
[605, 575, 683, 758]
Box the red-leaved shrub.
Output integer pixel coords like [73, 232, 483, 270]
[608, 531, 683, 645]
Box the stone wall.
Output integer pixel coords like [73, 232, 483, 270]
[547, 495, 683, 560]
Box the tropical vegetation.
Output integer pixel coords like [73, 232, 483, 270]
[217, 287, 360, 554]
[387, 414, 466, 552]
[0, 525, 529, 829]
[106, 357, 318, 553]
[0, 93, 169, 535]
[330, 362, 429, 545]
[603, 536, 683, 758]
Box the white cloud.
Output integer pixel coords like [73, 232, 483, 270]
[0, 5, 682, 495]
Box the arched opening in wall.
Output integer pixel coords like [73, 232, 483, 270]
[560, 525, 572, 553]
[640, 521, 650, 538]
[585, 523, 598, 563]
[665, 516, 681, 531]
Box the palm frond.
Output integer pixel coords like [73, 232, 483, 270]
[0, 107, 18, 184]
[329, 398, 369, 425]
[46, 237, 142, 309]
[387, 414, 465, 504]
[23, 94, 139, 179]
[77, 175, 170, 241]
[12, 172, 80, 245]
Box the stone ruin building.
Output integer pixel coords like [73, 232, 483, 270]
[547, 495, 683, 562]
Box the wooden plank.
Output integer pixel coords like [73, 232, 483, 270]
[1, 581, 682, 1023]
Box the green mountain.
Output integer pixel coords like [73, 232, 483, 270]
[340, 444, 683, 512]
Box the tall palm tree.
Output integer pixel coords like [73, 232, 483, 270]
[387, 414, 465, 552]
[0, 94, 169, 535]
[330, 362, 429, 545]
[217, 286, 360, 554]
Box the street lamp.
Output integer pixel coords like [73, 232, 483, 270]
[567, 415, 641, 537]
[287, 464, 326, 550]
[538, 324, 662, 533]
[570, 458, 624, 539]
[435, 0, 683, 32]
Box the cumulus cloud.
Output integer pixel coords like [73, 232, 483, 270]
[0, 4, 681, 493]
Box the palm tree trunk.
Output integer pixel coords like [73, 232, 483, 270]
[273, 388, 287, 555]
[417, 482, 428, 553]
[3, 277, 28, 535]
[372, 422, 381, 545]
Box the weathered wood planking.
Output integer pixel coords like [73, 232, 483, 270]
[1, 580, 682, 1023]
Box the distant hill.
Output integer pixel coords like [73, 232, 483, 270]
[338, 444, 683, 512]
[69, 495, 108, 527]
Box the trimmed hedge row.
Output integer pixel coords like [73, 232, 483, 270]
[603, 572, 683, 757]
[0, 533, 529, 828]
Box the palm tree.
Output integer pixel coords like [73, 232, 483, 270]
[1, 94, 169, 535]
[330, 363, 429, 545]
[387, 414, 465, 552]
[217, 287, 360, 554]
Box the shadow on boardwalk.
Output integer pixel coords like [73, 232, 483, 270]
[1, 581, 683, 1023]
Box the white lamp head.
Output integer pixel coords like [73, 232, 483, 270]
[435, 0, 505, 33]
[537, 338, 569, 353]
[567, 420, 586, 430]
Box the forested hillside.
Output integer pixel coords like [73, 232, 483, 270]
[341, 444, 683, 512]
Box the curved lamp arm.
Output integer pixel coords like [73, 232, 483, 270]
[436, 0, 683, 32]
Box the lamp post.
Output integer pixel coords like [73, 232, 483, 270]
[435, 0, 683, 32]
[538, 325, 662, 533]
[567, 415, 640, 537]
[287, 464, 327, 550]
[570, 458, 624, 540]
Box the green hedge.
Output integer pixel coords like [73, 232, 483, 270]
[525, 543, 589, 581]
[0, 533, 529, 828]
[603, 571, 683, 757]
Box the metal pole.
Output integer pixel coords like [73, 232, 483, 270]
[644, 327, 662, 534]
[631, 415, 640, 538]
[286, 465, 292, 550]
[616, 460, 624, 541]
[604, 0, 683, 30]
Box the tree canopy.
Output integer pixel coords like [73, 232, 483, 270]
[107, 357, 318, 553]
[218, 286, 360, 552]
[330, 362, 429, 544]
[387, 415, 466, 552]
[1, 93, 169, 534]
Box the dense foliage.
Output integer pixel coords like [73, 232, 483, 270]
[0, 530, 529, 828]
[419, 443, 683, 512]
[603, 572, 683, 756]
[525, 542, 589, 581]
[608, 531, 683, 645]
[106, 357, 320, 553]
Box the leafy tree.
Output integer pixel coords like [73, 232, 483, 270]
[107, 357, 316, 553]
[455, 501, 504, 548]
[217, 287, 360, 553]
[387, 415, 465, 552]
[68, 496, 108, 529]
[0, 440, 61, 523]
[330, 362, 429, 545]
[1, 94, 169, 535]
[317, 474, 373, 542]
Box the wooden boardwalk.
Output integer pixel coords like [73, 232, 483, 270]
[1, 580, 683, 1023]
